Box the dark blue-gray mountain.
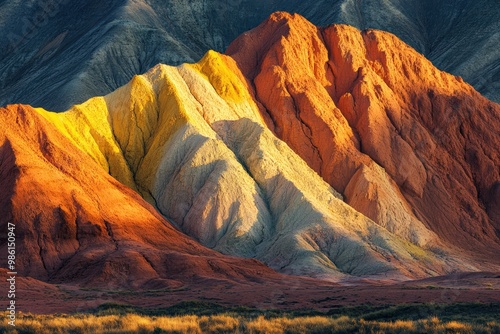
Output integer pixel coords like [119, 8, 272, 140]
[0, 0, 498, 110]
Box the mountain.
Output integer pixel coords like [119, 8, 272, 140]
[0, 103, 284, 289]
[2, 13, 498, 286]
[14, 57, 453, 281]
[0, 0, 498, 112]
[227, 12, 500, 260]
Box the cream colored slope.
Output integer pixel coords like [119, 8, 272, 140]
[36, 51, 473, 280]
[158, 53, 467, 278]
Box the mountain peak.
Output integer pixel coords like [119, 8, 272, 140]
[266, 11, 311, 25]
[227, 12, 500, 263]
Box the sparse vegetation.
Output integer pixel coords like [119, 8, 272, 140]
[2, 302, 498, 334]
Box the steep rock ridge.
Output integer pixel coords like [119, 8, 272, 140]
[227, 12, 500, 260]
[344, 162, 436, 246]
[283, 0, 500, 102]
[0, 0, 499, 111]
[0, 104, 283, 288]
[31, 51, 482, 280]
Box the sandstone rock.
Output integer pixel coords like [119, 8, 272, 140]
[1, 13, 498, 285]
[227, 12, 500, 263]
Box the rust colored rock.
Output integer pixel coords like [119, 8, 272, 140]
[227, 12, 500, 260]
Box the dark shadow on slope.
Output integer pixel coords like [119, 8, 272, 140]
[0, 139, 19, 269]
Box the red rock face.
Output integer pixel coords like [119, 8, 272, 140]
[0, 105, 281, 289]
[227, 12, 500, 261]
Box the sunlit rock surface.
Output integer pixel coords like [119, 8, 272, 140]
[228, 13, 500, 263]
[0, 105, 282, 289]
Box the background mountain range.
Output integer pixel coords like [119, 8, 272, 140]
[0, 0, 499, 111]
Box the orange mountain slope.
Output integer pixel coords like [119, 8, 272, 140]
[227, 12, 500, 261]
[0, 104, 283, 289]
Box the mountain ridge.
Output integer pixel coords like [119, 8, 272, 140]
[0, 0, 498, 111]
[0, 103, 290, 289]
[228, 12, 500, 257]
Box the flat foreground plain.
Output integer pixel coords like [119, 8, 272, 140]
[1, 272, 499, 333]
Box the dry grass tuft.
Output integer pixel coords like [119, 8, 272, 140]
[1, 311, 497, 333]
[199, 314, 240, 333]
